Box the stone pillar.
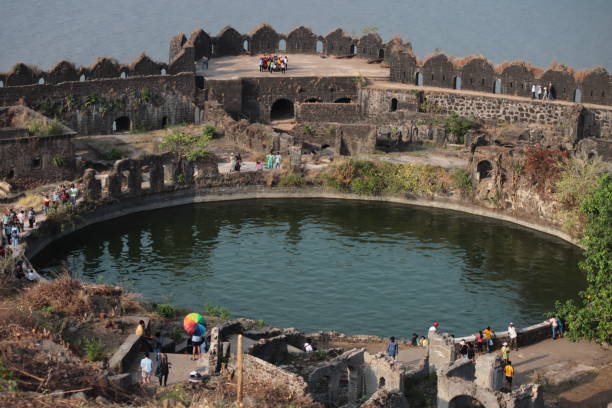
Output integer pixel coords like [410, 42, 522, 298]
[289, 145, 302, 170]
[149, 162, 164, 192]
[428, 332, 456, 372]
[127, 160, 142, 195]
[475, 353, 504, 391]
[82, 168, 101, 202]
[107, 173, 121, 199]
[207, 327, 221, 374]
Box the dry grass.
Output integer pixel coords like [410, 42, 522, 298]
[494, 60, 533, 75]
[14, 193, 44, 211]
[451, 54, 489, 69]
[193, 370, 323, 408]
[573, 66, 607, 83]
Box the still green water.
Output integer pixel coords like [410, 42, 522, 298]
[34, 199, 585, 337]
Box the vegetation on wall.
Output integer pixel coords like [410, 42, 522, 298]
[522, 145, 568, 193]
[26, 119, 65, 137]
[442, 113, 475, 144]
[553, 174, 611, 344]
[159, 130, 211, 162]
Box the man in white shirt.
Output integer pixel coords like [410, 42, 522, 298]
[428, 322, 439, 334]
[140, 352, 152, 384]
[508, 323, 518, 351]
[304, 342, 314, 353]
[531, 84, 536, 99]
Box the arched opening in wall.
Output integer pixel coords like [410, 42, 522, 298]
[114, 116, 131, 133]
[243, 39, 249, 52]
[120, 72, 126, 79]
[316, 40, 324, 53]
[334, 97, 351, 103]
[493, 78, 502, 94]
[574, 89, 582, 103]
[38, 77, 45, 85]
[161, 68, 167, 75]
[453, 76, 462, 90]
[390, 98, 398, 112]
[270, 98, 294, 121]
[415, 72, 423, 86]
[161, 116, 168, 128]
[141, 165, 151, 191]
[0, 80, 3, 87]
[350, 44, 357, 55]
[481, 78, 485, 87]
[378, 377, 386, 389]
[601, 90, 606, 98]
[6, 169, 14, 179]
[305, 97, 321, 103]
[449, 395, 485, 408]
[163, 163, 174, 187]
[195, 75, 205, 89]
[121, 170, 130, 192]
[477, 160, 493, 180]
[278, 39, 286, 52]
[378, 49, 384, 59]
[79, 74, 86, 82]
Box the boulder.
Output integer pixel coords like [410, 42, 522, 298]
[108, 373, 132, 391]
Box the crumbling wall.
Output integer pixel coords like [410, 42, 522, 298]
[295, 102, 362, 123]
[286, 26, 317, 54]
[363, 352, 406, 395]
[249, 24, 281, 54]
[335, 123, 377, 156]
[243, 354, 308, 396]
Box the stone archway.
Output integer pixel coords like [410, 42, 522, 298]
[449, 395, 485, 408]
[477, 160, 493, 180]
[114, 116, 131, 132]
[270, 98, 294, 121]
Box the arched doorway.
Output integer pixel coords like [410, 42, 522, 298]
[114, 116, 131, 132]
[316, 40, 324, 53]
[270, 99, 294, 121]
[243, 39, 249, 52]
[279, 39, 286, 52]
[350, 44, 357, 55]
[449, 395, 485, 408]
[453, 76, 462, 90]
[415, 72, 423, 86]
[493, 79, 502, 94]
[0, 80, 3, 88]
[477, 160, 493, 180]
[574, 89, 582, 103]
[390, 98, 398, 112]
[378, 49, 385, 59]
[334, 97, 351, 103]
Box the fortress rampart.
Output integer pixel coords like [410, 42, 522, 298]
[1, 23, 610, 107]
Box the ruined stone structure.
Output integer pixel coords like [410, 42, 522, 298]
[0, 106, 75, 181]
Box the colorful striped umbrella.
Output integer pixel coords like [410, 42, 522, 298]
[183, 313, 206, 336]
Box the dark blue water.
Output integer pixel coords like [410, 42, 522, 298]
[34, 199, 585, 337]
[1, 0, 611, 72]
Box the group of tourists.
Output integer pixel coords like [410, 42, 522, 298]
[44, 183, 79, 212]
[258, 55, 289, 73]
[531, 82, 555, 100]
[230, 152, 282, 172]
[136, 320, 172, 386]
[2, 207, 36, 247]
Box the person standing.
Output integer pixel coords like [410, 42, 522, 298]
[304, 340, 314, 353]
[274, 153, 281, 169]
[69, 184, 78, 205]
[191, 332, 203, 361]
[475, 331, 484, 353]
[43, 195, 50, 214]
[411, 333, 418, 346]
[536, 85, 542, 100]
[459, 340, 469, 359]
[508, 323, 518, 351]
[386, 337, 399, 360]
[140, 352, 153, 384]
[10, 224, 19, 247]
[504, 361, 514, 389]
[531, 84, 536, 99]
[542, 86, 548, 100]
[428, 322, 439, 334]
[483, 326, 495, 352]
[17, 211, 25, 231]
[548, 317, 559, 339]
[155, 353, 171, 387]
[27, 208, 35, 229]
[500, 342, 510, 363]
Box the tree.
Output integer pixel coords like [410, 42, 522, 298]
[159, 130, 211, 162]
[361, 25, 379, 35]
[553, 174, 612, 344]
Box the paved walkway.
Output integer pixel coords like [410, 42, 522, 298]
[200, 54, 389, 80]
[128, 351, 208, 387]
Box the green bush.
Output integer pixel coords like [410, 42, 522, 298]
[302, 125, 315, 136]
[451, 168, 474, 194]
[102, 147, 126, 161]
[279, 172, 304, 187]
[155, 303, 176, 318]
[160, 131, 211, 162]
[83, 337, 107, 362]
[443, 113, 475, 144]
[26, 119, 65, 137]
[204, 303, 231, 320]
[202, 124, 216, 138]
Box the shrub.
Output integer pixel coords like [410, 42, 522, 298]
[202, 124, 216, 138]
[522, 145, 568, 193]
[159, 131, 211, 162]
[26, 119, 65, 137]
[443, 113, 475, 144]
[82, 337, 107, 362]
[451, 168, 474, 194]
[302, 125, 315, 136]
[204, 303, 230, 319]
[155, 303, 176, 318]
[279, 172, 304, 187]
[102, 147, 126, 161]
[50, 156, 66, 168]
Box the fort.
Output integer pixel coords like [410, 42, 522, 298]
[0, 22, 610, 408]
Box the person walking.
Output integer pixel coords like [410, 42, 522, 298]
[411, 333, 418, 346]
[386, 336, 399, 360]
[191, 332, 203, 361]
[508, 323, 518, 351]
[475, 331, 484, 353]
[504, 361, 514, 389]
[140, 352, 153, 384]
[548, 317, 559, 339]
[27, 208, 35, 229]
[10, 224, 19, 247]
[536, 85, 542, 100]
[155, 353, 171, 387]
[531, 84, 536, 99]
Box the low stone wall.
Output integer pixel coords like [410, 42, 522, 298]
[296, 102, 362, 123]
[243, 354, 308, 395]
[454, 321, 551, 349]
